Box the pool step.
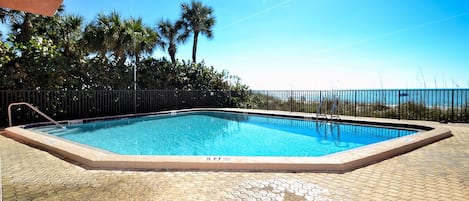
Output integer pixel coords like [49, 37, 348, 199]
[32, 127, 79, 136]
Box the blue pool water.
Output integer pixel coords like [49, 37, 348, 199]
[31, 111, 417, 157]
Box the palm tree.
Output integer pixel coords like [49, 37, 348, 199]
[8, 5, 65, 43]
[108, 12, 128, 65]
[121, 17, 159, 112]
[83, 11, 127, 63]
[0, 8, 13, 37]
[55, 15, 84, 57]
[0, 8, 12, 23]
[180, 1, 215, 64]
[10, 12, 33, 43]
[124, 17, 159, 90]
[124, 18, 158, 63]
[83, 13, 109, 57]
[157, 19, 189, 64]
[82, 12, 134, 90]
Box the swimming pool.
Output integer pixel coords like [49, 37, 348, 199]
[31, 111, 417, 157]
[3, 109, 452, 172]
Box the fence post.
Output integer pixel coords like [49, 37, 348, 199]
[175, 90, 179, 109]
[228, 89, 233, 108]
[354, 90, 357, 117]
[290, 90, 293, 112]
[398, 90, 401, 120]
[134, 90, 137, 114]
[78, 91, 82, 118]
[228, 90, 232, 108]
[266, 91, 269, 110]
[319, 91, 322, 114]
[451, 89, 454, 122]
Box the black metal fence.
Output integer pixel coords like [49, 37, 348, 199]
[248, 89, 469, 123]
[1, 89, 468, 127]
[1, 90, 230, 127]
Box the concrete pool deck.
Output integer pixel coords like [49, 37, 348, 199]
[1, 111, 469, 200]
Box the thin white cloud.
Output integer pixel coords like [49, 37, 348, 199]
[323, 11, 469, 53]
[219, 0, 293, 30]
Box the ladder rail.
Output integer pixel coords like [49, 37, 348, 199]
[330, 95, 341, 122]
[8, 102, 65, 129]
[316, 96, 328, 121]
[316, 95, 341, 123]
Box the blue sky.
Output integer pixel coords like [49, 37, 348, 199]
[44, 1, 469, 89]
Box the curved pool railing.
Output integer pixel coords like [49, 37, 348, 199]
[8, 102, 65, 129]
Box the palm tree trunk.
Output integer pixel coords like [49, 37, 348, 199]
[170, 53, 176, 64]
[169, 45, 176, 64]
[192, 31, 199, 64]
[19, 13, 33, 43]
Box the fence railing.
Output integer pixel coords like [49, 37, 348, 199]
[1, 90, 230, 127]
[1, 89, 468, 127]
[247, 89, 469, 123]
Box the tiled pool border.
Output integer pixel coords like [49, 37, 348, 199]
[3, 108, 452, 172]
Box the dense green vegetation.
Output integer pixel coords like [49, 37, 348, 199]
[0, 1, 247, 93]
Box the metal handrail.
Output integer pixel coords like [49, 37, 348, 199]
[330, 95, 341, 122]
[316, 95, 341, 123]
[316, 96, 328, 121]
[8, 102, 65, 129]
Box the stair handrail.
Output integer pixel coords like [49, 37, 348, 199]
[316, 96, 328, 121]
[330, 95, 341, 121]
[8, 102, 65, 129]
